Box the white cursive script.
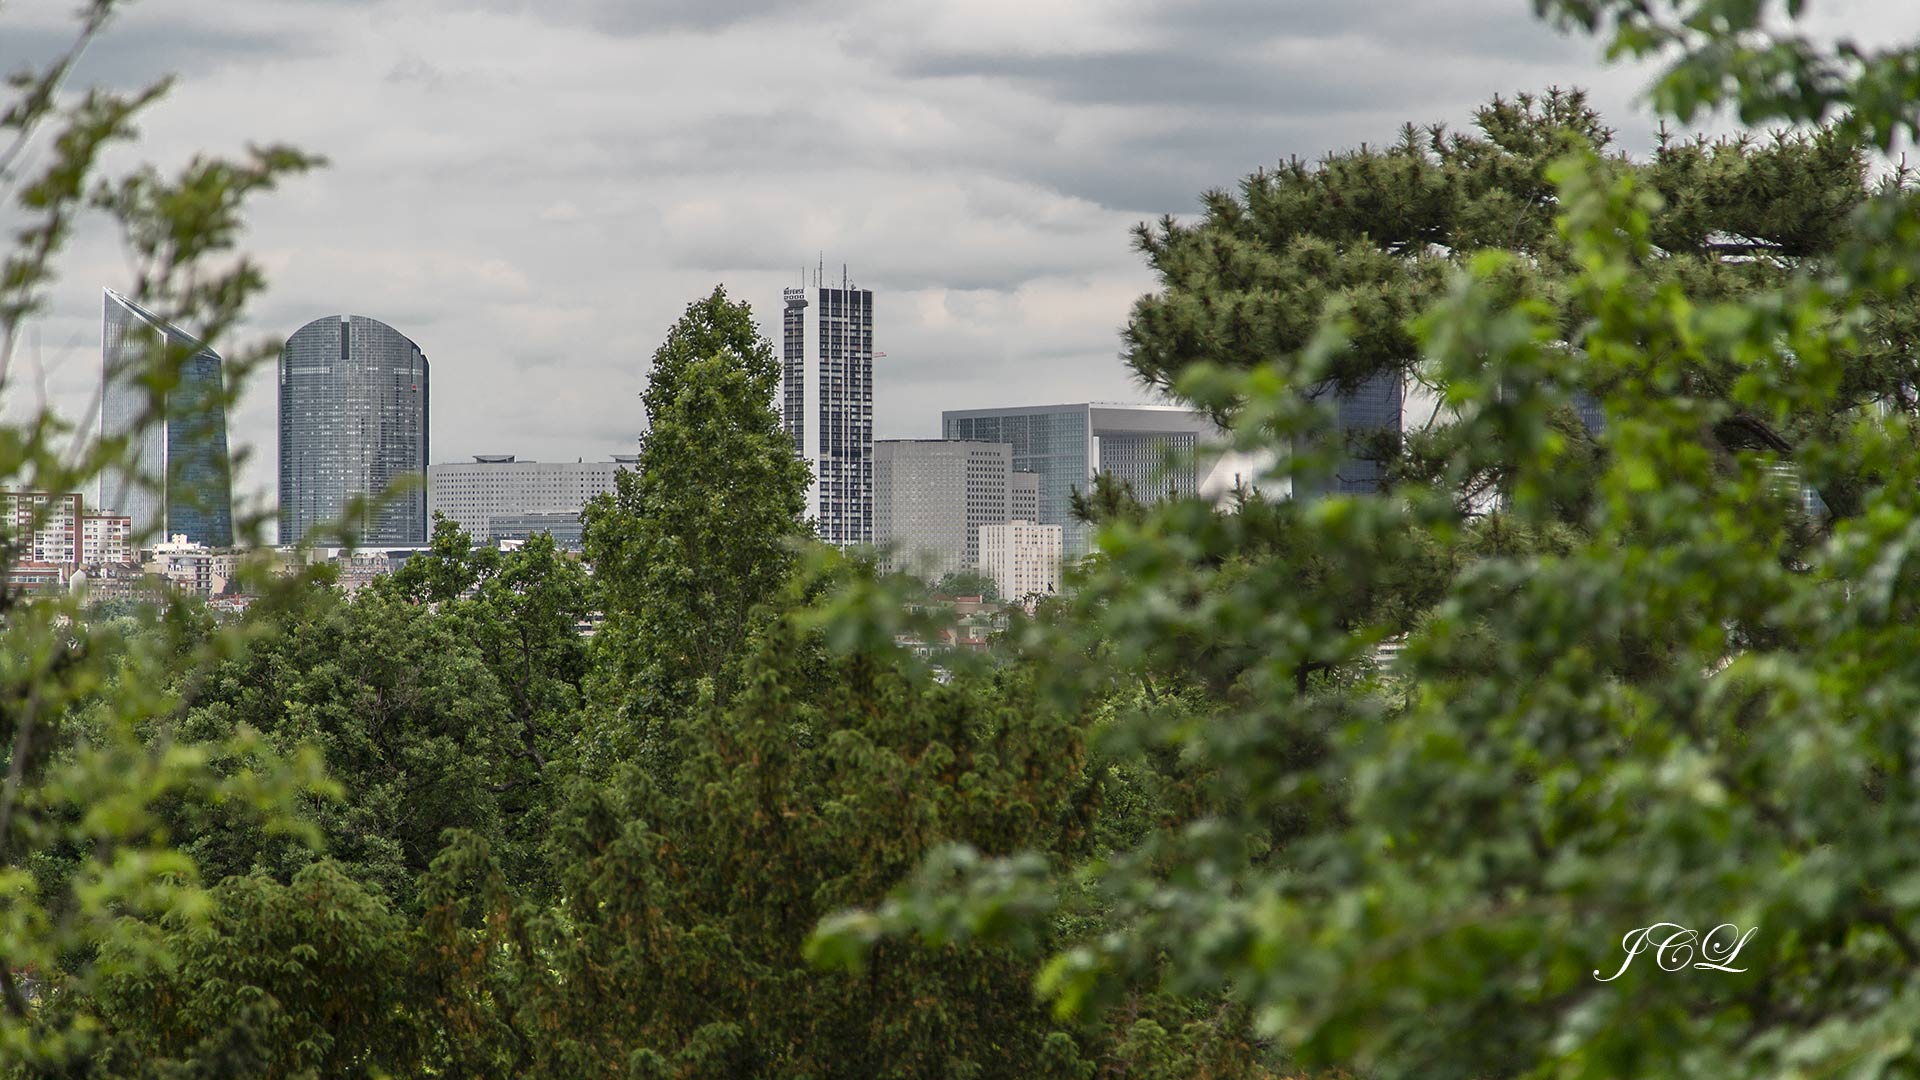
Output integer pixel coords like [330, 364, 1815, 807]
[1594, 922, 1758, 981]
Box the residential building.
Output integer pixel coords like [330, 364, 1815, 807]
[780, 269, 874, 546]
[81, 512, 134, 567]
[7, 563, 68, 595]
[76, 562, 152, 604]
[943, 403, 1219, 558]
[426, 456, 619, 542]
[895, 592, 1009, 659]
[279, 315, 430, 546]
[331, 550, 395, 595]
[2, 491, 82, 566]
[99, 288, 233, 546]
[149, 534, 222, 599]
[874, 440, 1011, 579]
[978, 520, 1062, 600]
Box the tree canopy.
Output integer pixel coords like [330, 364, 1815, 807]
[13, 0, 1920, 1077]
[581, 287, 813, 749]
[812, 9, 1920, 1080]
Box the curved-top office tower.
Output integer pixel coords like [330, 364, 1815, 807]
[279, 315, 429, 546]
[100, 288, 234, 547]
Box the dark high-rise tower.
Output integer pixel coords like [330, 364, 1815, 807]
[1301, 372, 1407, 497]
[780, 267, 874, 546]
[278, 315, 429, 546]
[99, 288, 233, 547]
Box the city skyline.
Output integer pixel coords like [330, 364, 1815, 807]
[944, 401, 1219, 558]
[90, 283, 1201, 551]
[8, 0, 1918, 532]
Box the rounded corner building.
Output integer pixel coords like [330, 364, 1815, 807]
[278, 315, 429, 547]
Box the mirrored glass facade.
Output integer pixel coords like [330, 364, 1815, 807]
[944, 406, 1092, 557]
[1295, 373, 1406, 498]
[943, 403, 1208, 558]
[99, 288, 233, 547]
[279, 315, 429, 546]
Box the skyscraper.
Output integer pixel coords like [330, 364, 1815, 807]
[100, 288, 233, 546]
[279, 315, 429, 546]
[1296, 374, 1601, 501]
[1010, 471, 1040, 523]
[942, 403, 1215, 558]
[1297, 373, 1409, 497]
[780, 268, 874, 546]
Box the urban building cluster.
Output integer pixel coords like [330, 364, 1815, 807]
[8, 269, 1380, 608]
[779, 268, 1267, 602]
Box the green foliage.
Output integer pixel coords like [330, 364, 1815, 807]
[83, 862, 422, 1077]
[812, 11, 1920, 1080]
[1126, 84, 1890, 517]
[379, 518, 595, 877]
[1536, 0, 1920, 150]
[0, 4, 327, 1069]
[383, 513, 500, 603]
[932, 569, 999, 601]
[172, 583, 543, 904]
[582, 287, 812, 744]
[424, 577, 1105, 1077]
[28, 1, 1920, 1076]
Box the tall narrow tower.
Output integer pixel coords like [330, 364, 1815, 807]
[780, 270, 874, 546]
[278, 315, 429, 546]
[99, 288, 233, 547]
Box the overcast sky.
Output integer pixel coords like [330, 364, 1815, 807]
[4, 0, 1917, 537]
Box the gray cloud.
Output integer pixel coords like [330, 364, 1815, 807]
[0, 14, 307, 90]
[438, 0, 827, 35]
[1143, 0, 1597, 60]
[898, 48, 1331, 111]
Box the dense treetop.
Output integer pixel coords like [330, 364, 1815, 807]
[10, 0, 1920, 1077]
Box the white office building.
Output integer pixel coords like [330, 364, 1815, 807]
[875, 440, 1012, 580]
[780, 269, 875, 547]
[979, 520, 1062, 600]
[426, 456, 622, 542]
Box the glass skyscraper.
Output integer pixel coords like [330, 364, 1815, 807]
[1297, 372, 1407, 497]
[942, 403, 1208, 558]
[1297, 375, 1604, 500]
[780, 273, 874, 546]
[279, 315, 429, 546]
[99, 288, 233, 547]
